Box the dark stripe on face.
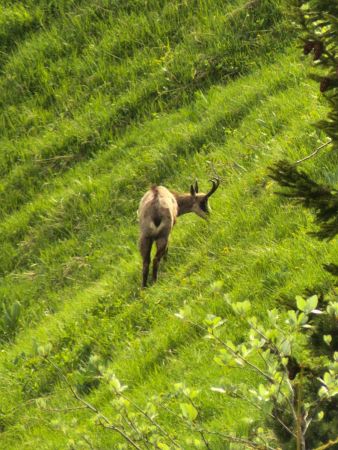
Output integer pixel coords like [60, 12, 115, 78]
[199, 198, 209, 213]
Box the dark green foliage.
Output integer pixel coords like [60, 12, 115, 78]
[269, 160, 338, 239]
[268, 2, 338, 447]
[323, 263, 338, 276]
[304, 6, 338, 144]
[271, 0, 338, 239]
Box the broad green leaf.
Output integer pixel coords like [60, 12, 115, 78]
[296, 296, 306, 312]
[305, 295, 318, 313]
[318, 386, 328, 398]
[240, 344, 248, 356]
[323, 335, 332, 346]
[280, 339, 291, 356]
[317, 411, 324, 421]
[273, 372, 283, 383]
[267, 308, 279, 323]
[248, 316, 258, 327]
[297, 312, 308, 326]
[327, 302, 338, 317]
[266, 328, 278, 341]
[281, 357, 289, 367]
[232, 300, 251, 315]
[323, 371, 332, 385]
[269, 384, 277, 396]
[287, 310, 297, 327]
[204, 315, 225, 329]
[258, 384, 267, 397]
[180, 403, 198, 421]
[188, 389, 200, 399]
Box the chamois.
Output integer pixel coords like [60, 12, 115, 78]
[138, 178, 220, 287]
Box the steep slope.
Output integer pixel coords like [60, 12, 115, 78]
[0, 1, 336, 449]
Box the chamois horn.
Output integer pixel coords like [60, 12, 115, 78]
[205, 177, 220, 198]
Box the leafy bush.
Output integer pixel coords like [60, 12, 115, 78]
[177, 293, 338, 449]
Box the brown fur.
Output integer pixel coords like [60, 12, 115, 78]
[138, 179, 219, 287]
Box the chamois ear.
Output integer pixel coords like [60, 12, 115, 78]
[190, 179, 198, 196]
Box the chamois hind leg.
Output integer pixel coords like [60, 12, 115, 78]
[140, 236, 153, 288]
[152, 237, 168, 283]
[163, 246, 169, 261]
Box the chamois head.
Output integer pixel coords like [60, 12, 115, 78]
[188, 178, 220, 219]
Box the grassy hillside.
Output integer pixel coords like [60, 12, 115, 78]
[0, 1, 336, 448]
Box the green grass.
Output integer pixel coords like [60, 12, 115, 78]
[0, 1, 337, 448]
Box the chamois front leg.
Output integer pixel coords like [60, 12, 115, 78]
[140, 236, 153, 288]
[152, 237, 168, 283]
